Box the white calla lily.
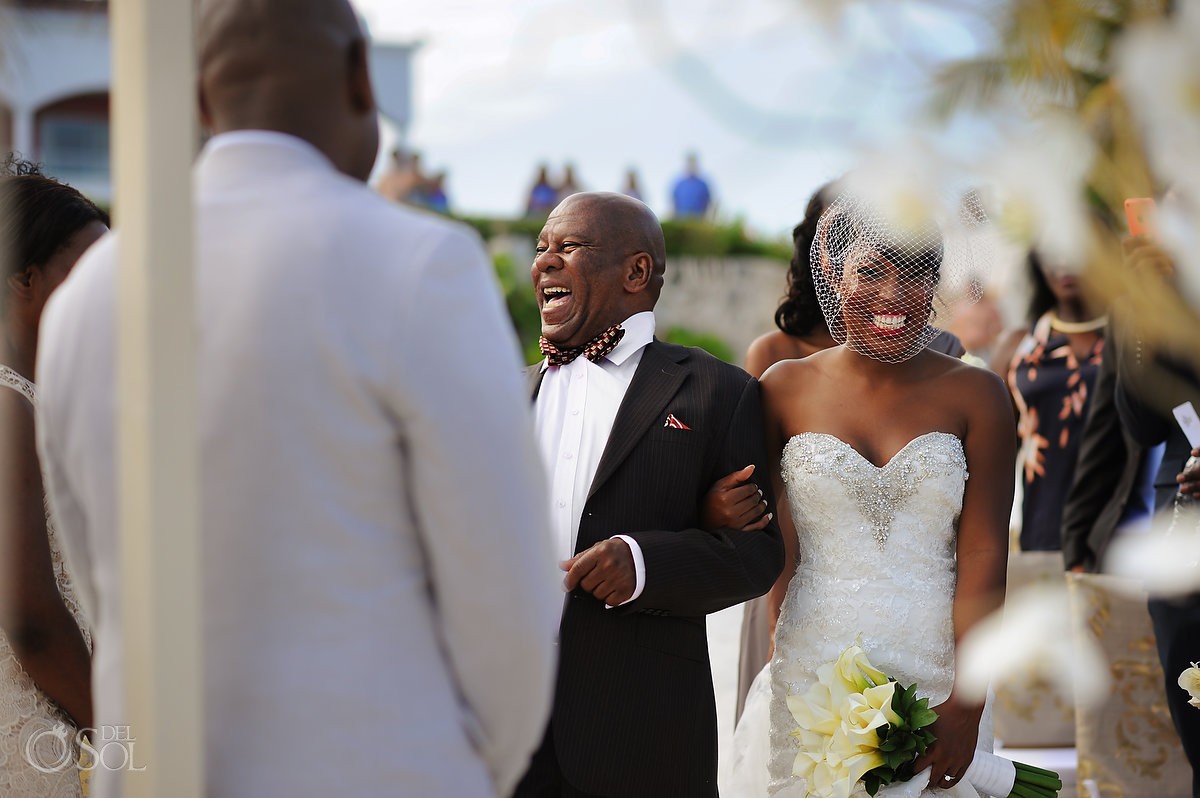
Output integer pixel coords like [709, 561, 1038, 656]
[1105, 513, 1200, 597]
[957, 582, 1109, 707]
[835, 641, 890, 690]
[975, 114, 1093, 266]
[1116, 3, 1200, 207]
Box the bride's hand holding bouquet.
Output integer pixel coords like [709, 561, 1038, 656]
[910, 692, 983, 791]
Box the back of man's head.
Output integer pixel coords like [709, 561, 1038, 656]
[197, 0, 379, 181]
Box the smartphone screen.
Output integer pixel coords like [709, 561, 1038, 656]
[1125, 197, 1157, 236]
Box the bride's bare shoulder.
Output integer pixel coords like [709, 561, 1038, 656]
[937, 355, 1012, 421]
[760, 347, 837, 386]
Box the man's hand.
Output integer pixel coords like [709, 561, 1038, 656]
[700, 464, 772, 532]
[1178, 447, 1200, 499]
[562, 538, 637, 606]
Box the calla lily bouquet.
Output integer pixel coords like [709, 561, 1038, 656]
[788, 642, 1063, 798]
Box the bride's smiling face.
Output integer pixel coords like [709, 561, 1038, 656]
[839, 243, 938, 361]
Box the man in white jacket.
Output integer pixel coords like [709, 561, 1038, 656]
[35, 0, 559, 795]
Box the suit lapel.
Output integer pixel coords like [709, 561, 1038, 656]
[588, 342, 689, 500]
[526, 364, 545, 400]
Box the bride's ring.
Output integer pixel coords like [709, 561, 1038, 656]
[943, 774, 956, 782]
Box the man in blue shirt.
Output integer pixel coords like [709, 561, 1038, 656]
[671, 153, 712, 219]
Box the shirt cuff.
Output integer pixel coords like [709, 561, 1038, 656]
[609, 534, 646, 607]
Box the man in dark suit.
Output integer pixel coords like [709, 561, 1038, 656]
[516, 191, 784, 797]
[1114, 236, 1200, 798]
[1060, 329, 1157, 573]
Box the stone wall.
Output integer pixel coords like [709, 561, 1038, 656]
[654, 256, 789, 368]
[489, 234, 789, 368]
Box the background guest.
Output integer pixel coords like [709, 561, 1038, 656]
[671, 152, 713, 219]
[376, 147, 423, 204]
[1113, 235, 1200, 796]
[621, 167, 644, 202]
[1059, 327, 1159, 572]
[525, 162, 558, 217]
[993, 250, 1107, 551]
[557, 161, 582, 201]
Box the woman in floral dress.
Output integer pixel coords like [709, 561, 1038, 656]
[992, 251, 1105, 552]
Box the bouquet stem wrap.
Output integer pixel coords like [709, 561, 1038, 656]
[963, 751, 1015, 797]
[965, 753, 1063, 797]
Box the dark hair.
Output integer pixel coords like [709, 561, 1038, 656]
[774, 183, 834, 337]
[1025, 251, 1056, 324]
[3, 153, 44, 177]
[1, 156, 109, 288]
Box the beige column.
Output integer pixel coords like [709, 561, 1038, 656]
[11, 105, 34, 161]
[110, 0, 203, 795]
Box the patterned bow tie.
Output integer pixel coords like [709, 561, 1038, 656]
[539, 325, 626, 367]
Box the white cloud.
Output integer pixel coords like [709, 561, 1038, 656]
[355, 0, 989, 232]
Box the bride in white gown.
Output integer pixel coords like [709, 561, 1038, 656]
[725, 195, 1015, 797]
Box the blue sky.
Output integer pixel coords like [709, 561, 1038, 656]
[355, 0, 989, 236]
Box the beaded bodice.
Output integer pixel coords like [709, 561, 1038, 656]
[766, 431, 969, 795]
[783, 431, 968, 548]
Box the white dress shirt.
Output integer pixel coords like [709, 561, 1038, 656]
[535, 311, 655, 604]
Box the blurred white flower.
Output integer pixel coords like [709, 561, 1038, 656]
[1117, 7, 1200, 316]
[975, 115, 1094, 267]
[1115, 4, 1200, 210]
[1104, 510, 1200, 597]
[1179, 663, 1200, 709]
[957, 583, 1110, 708]
[1157, 192, 1200, 313]
[838, 134, 953, 235]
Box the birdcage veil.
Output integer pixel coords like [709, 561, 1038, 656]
[809, 191, 988, 364]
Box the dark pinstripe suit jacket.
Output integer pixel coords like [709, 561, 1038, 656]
[529, 340, 785, 797]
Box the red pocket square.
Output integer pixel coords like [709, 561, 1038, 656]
[664, 413, 691, 430]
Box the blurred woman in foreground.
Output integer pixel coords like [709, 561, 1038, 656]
[0, 155, 107, 795]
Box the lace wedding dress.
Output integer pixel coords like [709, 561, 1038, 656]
[0, 365, 89, 796]
[728, 431, 993, 798]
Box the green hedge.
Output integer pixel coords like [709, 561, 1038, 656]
[495, 253, 736, 366]
[493, 252, 545, 365]
[660, 326, 735, 363]
[458, 214, 791, 260]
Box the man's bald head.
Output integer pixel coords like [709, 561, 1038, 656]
[556, 191, 667, 286]
[197, 0, 379, 180]
[532, 192, 668, 347]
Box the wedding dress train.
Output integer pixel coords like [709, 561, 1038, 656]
[727, 432, 993, 798]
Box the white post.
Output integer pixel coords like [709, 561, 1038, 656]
[110, 0, 203, 795]
[11, 105, 33, 160]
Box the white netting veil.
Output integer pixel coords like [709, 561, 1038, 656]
[810, 192, 989, 364]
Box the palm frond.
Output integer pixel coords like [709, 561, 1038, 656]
[927, 58, 1011, 118]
